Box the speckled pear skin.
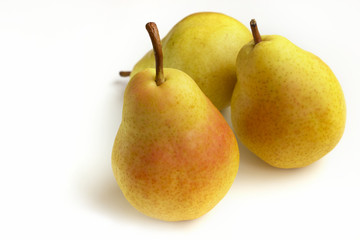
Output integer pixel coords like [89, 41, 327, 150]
[112, 68, 239, 221]
[231, 35, 346, 168]
[130, 12, 252, 110]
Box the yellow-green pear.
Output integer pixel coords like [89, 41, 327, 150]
[123, 12, 252, 110]
[231, 20, 346, 168]
[112, 22, 239, 221]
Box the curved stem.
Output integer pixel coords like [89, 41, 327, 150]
[250, 19, 262, 45]
[146, 22, 165, 86]
[119, 71, 131, 77]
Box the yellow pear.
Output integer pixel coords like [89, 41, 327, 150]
[112, 22, 239, 221]
[231, 20, 346, 168]
[123, 12, 252, 110]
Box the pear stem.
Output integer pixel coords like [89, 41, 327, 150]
[146, 22, 165, 86]
[250, 19, 262, 45]
[119, 71, 131, 77]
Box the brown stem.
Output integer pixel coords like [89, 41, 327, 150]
[250, 19, 262, 45]
[119, 71, 131, 77]
[145, 22, 165, 86]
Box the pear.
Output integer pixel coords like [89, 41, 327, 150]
[231, 20, 346, 169]
[122, 12, 252, 110]
[112, 22, 239, 221]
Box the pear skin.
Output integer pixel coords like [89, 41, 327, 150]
[130, 12, 252, 110]
[231, 20, 346, 169]
[112, 68, 239, 221]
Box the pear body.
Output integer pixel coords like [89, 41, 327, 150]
[231, 35, 346, 168]
[130, 12, 252, 110]
[112, 68, 239, 221]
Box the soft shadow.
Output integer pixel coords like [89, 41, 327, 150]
[236, 140, 324, 181]
[91, 175, 148, 222]
[90, 174, 199, 227]
[113, 79, 128, 87]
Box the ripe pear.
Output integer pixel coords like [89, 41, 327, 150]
[112, 22, 239, 221]
[231, 20, 346, 169]
[124, 12, 252, 110]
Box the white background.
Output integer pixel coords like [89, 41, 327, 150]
[1, 0, 359, 239]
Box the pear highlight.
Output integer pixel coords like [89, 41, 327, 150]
[112, 22, 240, 221]
[231, 19, 346, 168]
